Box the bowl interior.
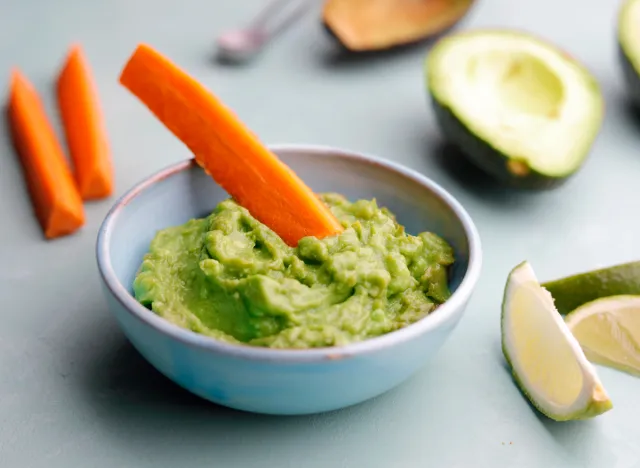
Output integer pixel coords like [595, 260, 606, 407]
[106, 146, 473, 307]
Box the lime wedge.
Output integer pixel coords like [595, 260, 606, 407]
[501, 261, 613, 421]
[565, 295, 640, 378]
[542, 261, 640, 315]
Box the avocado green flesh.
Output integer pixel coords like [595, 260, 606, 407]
[427, 30, 603, 185]
[468, 51, 564, 118]
[619, 0, 640, 105]
[133, 193, 454, 349]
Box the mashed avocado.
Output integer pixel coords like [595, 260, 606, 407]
[133, 193, 454, 349]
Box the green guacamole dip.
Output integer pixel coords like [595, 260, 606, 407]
[133, 193, 455, 349]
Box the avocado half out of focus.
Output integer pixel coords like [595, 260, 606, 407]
[619, 0, 640, 106]
[322, 0, 475, 52]
[426, 30, 604, 189]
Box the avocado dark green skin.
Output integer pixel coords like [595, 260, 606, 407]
[619, 43, 640, 107]
[429, 96, 571, 190]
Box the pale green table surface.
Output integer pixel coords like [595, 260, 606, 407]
[2, 1, 640, 467]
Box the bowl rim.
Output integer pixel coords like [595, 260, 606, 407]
[96, 144, 482, 362]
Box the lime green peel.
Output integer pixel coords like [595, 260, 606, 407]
[542, 261, 640, 315]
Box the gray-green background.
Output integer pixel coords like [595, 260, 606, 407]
[1, 1, 638, 467]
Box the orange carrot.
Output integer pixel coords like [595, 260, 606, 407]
[118, 44, 343, 247]
[57, 44, 114, 200]
[7, 69, 85, 239]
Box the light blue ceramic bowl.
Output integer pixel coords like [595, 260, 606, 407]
[96, 144, 482, 415]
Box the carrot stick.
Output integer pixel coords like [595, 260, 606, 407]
[7, 69, 85, 239]
[57, 44, 114, 200]
[118, 44, 343, 247]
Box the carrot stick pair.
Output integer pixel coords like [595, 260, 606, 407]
[119, 44, 343, 247]
[7, 45, 112, 239]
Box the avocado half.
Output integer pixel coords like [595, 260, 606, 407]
[322, 0, 474, 52]
[426, 30, 604, 189]
[618, 0, 640, 106]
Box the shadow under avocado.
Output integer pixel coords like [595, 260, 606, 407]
[432, 142, 509, 196]
[430, 140, 555, 209]
[432, 141, 496, 190]
[320, 38, 434, 69]
[621, 98, 640, 132]
[319, 23, 463, 70]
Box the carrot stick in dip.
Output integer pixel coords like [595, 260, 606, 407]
[118, 44, 343, 246]
[57, 44, 114, 200]
[7, 69, 85, 238]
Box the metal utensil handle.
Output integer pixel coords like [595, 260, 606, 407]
[248, 0, 314, 37]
